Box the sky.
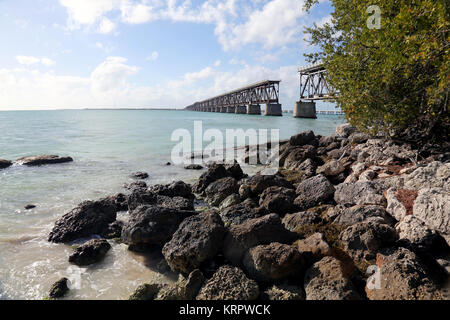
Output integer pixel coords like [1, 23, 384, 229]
[0, 0, 335, 110]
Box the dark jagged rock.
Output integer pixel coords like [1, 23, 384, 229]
[25, 204, 36, 210]
[225, 162, 245, 180]
[258, 186, 296, 215]
[48, 199, 117, 243]
[196, 265, 259, 300]
[49, 278, 69, 299]
[247, 174, 293, 196]
[148, 181, 193, 199]
[127, 189, 157, 211]
[15, 155, 73, 166]
[243, 242, 305, 282]
[223, 214, 297, 266]
[192, 163, 229, 194]
[129, 283, 164, 300]
[121, 205, 195, 248]
[103, 193, 128, 212]
[282, 211, 323, 232]
[131, 171, 149, 179]
[220, 198, 268, 226]
[68, 239, 111, 266]
[284, 145, 317, 170]
[289, 130, 318, 147]
[204, 177, 239, 206]
[123, 181, 147, 191]
[162, 211, 227, 274]
[296, 233, 332, 263]
[155, 269, 206, 300]
[101, 220, 123, 239]
[157, 195, 194, 211]
[334, 181, 386, 206]
[294, 175, 335, 211]
[331, 205, 394, 227]
[184, 164, 204, 170]
[0, 159, 12, 169]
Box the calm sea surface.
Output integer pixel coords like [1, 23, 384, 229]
[0, 109, 345, 299]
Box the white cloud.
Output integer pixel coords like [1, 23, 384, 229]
[98, 17, 116, 33]
[16, 56, 41, 65]
[0, 57, 299, 110]
[57, 0, 315, 50]
[146, 51, 159, 61]
[16, 56, 55, 67]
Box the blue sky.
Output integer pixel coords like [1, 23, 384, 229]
[0, 0, 335, 110]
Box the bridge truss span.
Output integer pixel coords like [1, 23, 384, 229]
[185, 80, 282, 116]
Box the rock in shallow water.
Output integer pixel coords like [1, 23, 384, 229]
[48, 278, 69, 299]
[121, 205, 195, 248]
[68, 239, 111, 266]
[14, 155, 73, 166]
[0, 159, 12, 169]
[48, 199, 117, 243]
[130, 171, 149, 179]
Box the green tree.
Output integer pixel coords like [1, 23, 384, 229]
[304, 0, 449, 144]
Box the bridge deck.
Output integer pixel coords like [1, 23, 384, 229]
[186, 80, 281, 110]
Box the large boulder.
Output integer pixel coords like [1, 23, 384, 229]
[246, 174, 293, 196]
[225, 162, 245, 180]
[121, 205, 195, 247]
[304, 256, 361, 300]
[155, 270, 206, 300]
[68, 239, 111, 266]
[223, 214, 297, 265]
[204, 177, 239, 207]
[162, 211, 227, 274]
[331, 205, 394, 227]
[258, 186, 296, 215]
[196, 265, 259, 300]
[413, 188, 450, 236]
[148, 181, 194, 199]
[131, 171, 149, 179]
[404, 161, 450, 191]
[14, 155, 73, 166]
[103, 193, 128, 212]
[284, 145, 316, 170]
[396, 215, 448, 252]
[339, 221, 398, 263]
[317, 160, 345, 177]
[243, 242, 304, 282]
[294, 175, 335, 211]
[219, 199, 268, 227]
[48, 200, 117, 243]
[128, 189, 193, 211]
[289, 130, 318, 147]
[0, 159, 12, 169]
[192, 163, 229, 194]
[282, 211, 323, 232]
[334, 181, 386, 206]
[366, 247, 441, 300]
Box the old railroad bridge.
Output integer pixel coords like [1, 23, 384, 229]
[185, 63, 338, 118]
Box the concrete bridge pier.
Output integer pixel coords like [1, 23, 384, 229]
[235, 106, 247, 114]
[227, 106, 236, 113]
[265, 103, 282, 116]
[247, 104, 261, 115]
[294, 101, 317, 118]
[220, 106, 227, 113]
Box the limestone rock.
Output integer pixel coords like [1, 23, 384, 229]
[14, 155, 73, 166]
[196, 265, 259, 300]
[259, 186, 296, 215]
[68, 239, 111, 266]
[294, 175, 335, 210]
[334, 181, 386, 206]
[205, 177, 239, 207]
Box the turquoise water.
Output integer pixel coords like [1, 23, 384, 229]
[0, 109, 345, 300]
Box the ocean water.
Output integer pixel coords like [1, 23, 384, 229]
[0, 109, 345, 300]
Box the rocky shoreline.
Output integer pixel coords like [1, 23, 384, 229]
[43, 123, 449, 300]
